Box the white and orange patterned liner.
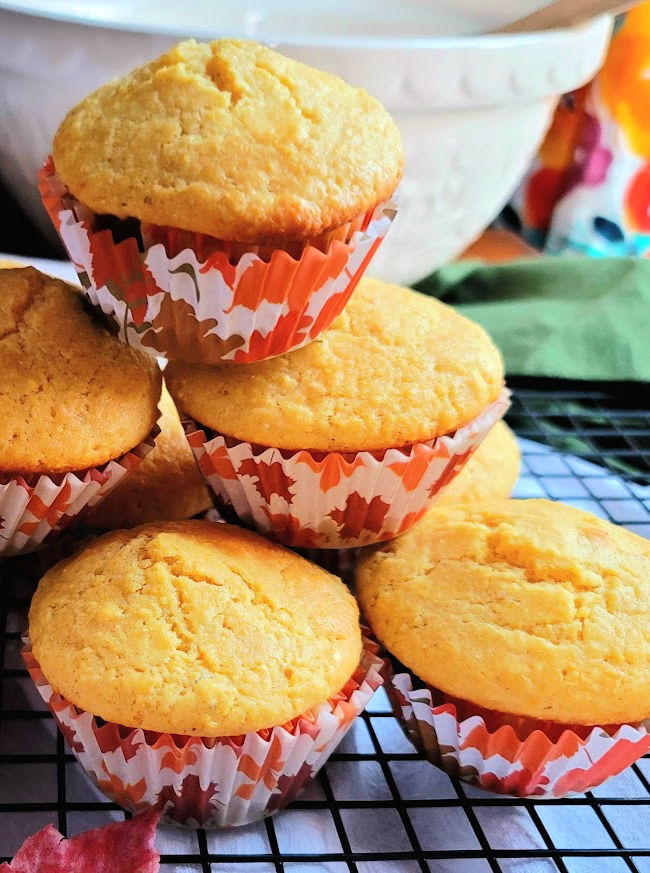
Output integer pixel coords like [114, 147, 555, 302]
[182, 388, 511, 549]
[23, 637, 385, 828]
[0, 427, 158, 557]
[388, 672, 650, 798]
[39, 158, 397, 365]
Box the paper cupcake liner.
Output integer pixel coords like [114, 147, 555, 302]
[387, 671, 650, 798]
[23, 636, 385, 827]
[194, 510, 359, 585]
[39, 158, 397, 365]
[182, 388, 510, 549]
[0, 427, 158, 558]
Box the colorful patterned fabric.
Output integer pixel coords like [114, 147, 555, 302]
[511, 4, 650, 257]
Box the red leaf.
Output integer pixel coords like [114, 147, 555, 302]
[260, 510, 324, 549]
[157, 773, 220, 826]
[329, 493, 390, 541]
[160, 745, 198, 774]
[428, 448, 475, 500]
[234, 781, 256, 799]
[54, 717, 85, 755]
[95, 725, 141, 762]
[238, 753, 261, 782]
[201, 443, 238, 480]
[237, 458, 295, 502]
[297, 452, 367, 492]
[387, 446, 433, 492]
[266, 761, 314, 812]
[0, 808, 159, 872]
[97, 771, 149, 813]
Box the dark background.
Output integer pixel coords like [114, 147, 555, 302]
[0, 176, 60, 260]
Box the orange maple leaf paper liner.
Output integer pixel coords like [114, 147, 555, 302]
[182, 388, 511, 549]
[0, 422, 159, 557]
[385, 670, 650, 798]
[22, 635, 385, 828]
[39, 158, 397, 365]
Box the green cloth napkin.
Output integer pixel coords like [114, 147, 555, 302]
[414, 257, 650, 382]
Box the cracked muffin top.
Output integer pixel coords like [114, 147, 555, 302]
[357, 499, 650, 725]
[29, 520, 362, 735]
[52, 38, 403, 243]
[166, 278, 504, 452]
[0, 267, 161, 473]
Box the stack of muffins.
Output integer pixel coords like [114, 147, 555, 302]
[5, 35, 648, 831]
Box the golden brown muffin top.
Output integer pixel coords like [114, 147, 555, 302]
[53, 39, 403, 243]
[86, 382, 211, 529]
[357, 499, 650, 726]
[29, 520, 362, 735]
[0, 267, 161, 473]
[166, 278, 504, 452]
[435, 421, 520, 506]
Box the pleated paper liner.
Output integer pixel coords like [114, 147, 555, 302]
[387, 671, 650, 798]
[23, 636, 385, 828]
[39, 158, 397, 365]
[193, 509, 359, 584]
[0, 424, 159, 557]
[181, 388, 511, 549]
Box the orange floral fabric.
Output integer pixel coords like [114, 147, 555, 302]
[511, 4, 650, 257]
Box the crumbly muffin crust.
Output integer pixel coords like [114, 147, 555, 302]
[30, 520, 362, 735]
[0, 267, 161, 473]
[166, 278, 504, 452]
[358, 499, 650, 725]
[53, 39, 403, 243]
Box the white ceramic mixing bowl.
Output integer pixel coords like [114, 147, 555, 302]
[0, 3, 612, 282]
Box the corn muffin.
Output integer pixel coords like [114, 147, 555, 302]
[52, 39, 402, 243]
[86, 383, 210, 529]
[434, 421, 520, 506]
[166, 277, 507, 548]
[43, 39, 401, 366]
[0, 267, 161, 474]
[166, 277, 504, 452]
[25, 521, 383, 825]
[357, 498, 650, 726]
[29, 520, 362, 736]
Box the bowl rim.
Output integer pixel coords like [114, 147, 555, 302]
[0, 0, 612, 49]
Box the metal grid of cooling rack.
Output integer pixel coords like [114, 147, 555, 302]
[1, 381, 649, 873]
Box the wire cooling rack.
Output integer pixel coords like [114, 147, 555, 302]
[1, 380, 649, 872]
